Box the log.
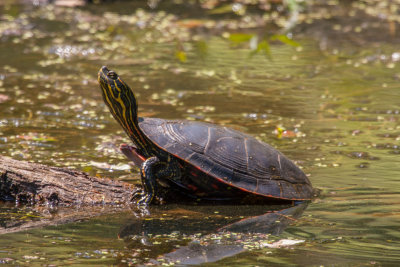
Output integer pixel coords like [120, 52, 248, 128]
[0, 156, 136, 206]
[0, 156, 139, 234]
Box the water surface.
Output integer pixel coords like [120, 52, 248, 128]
[0, 1, 399, 265]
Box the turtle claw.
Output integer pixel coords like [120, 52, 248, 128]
[131, 189, 152, 207]
[130, 190, 150, 216]
[137, 195, 151, 207]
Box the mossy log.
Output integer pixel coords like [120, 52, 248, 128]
[0, 156, 135, 206]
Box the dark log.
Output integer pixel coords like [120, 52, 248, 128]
[0, 156, 136, 206]
[0, 156, 138, 234]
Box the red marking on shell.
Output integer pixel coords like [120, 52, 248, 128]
[137, 153, 146, 161]
[187, 184, 198, 191]
[211, 183, 219, 190]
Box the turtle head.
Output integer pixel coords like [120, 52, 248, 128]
[98, 66, 139, 134]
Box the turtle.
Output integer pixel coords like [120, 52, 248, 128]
[98, 66, 313, 206]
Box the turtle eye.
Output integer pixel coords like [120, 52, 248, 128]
[107, 71, 118, 79]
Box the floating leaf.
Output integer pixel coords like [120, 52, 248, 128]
[270, 34, 300, 47]
[176, 50, 187, 62]
[229, 33, 254, 44]
[82, 166, 93, 173]
[258, 40, 271, 56]
[208, 4, 234, 15]
[249, 40, 272, 59]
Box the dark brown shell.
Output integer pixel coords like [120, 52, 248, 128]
[139, 118, 313, 200]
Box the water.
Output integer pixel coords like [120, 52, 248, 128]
[1, 1, 400, 265]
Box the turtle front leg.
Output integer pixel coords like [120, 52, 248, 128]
[133, 157, 160, 206]
[133, 156, 182, 206]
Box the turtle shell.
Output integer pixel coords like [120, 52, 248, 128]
[139, 118, 313, 200]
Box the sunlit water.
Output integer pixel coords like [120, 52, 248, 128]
[0, 1, 400, 266]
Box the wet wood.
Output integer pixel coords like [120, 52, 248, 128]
[0, 156, 135, 206]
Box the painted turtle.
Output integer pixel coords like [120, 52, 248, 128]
[98, 66, 313, 206]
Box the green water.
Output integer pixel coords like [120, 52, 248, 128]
[1, 1, 400, 265]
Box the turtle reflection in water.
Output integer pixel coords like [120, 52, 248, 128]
[98, 66, 313, 206]
[118, 203, 309, 265]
